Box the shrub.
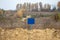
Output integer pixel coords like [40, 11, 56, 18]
[54, 12, 60, 22]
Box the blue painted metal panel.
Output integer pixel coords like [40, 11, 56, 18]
[27, 18, 35, 24]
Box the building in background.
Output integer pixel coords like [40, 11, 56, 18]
[39, 2, 43, 11]
[22, 3, 27, 9]
[29, 3, 31, 12]
[26, 3, 31, 12]
[43, 4, 51, 11]
[57, 1, 60, 11]
[20, 4, 22, 10]
[35, 3, 38, 12]
[16, 2, 52, 12]
[16, 4, 20, 11]
[16, 4, 23, 11]
[31, 3, 35, 11]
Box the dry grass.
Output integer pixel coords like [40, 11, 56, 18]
[0, 27, 60, 40]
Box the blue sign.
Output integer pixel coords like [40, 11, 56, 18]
[27, 18, 35, 24]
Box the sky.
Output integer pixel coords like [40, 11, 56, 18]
[0, 0, 60, 10]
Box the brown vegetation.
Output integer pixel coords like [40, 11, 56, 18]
[57, 1, 60, 8]
[16, 9, 25, 18]
[0, 27, 60, 40]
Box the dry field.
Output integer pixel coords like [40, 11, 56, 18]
[0, 27, 60, 40]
